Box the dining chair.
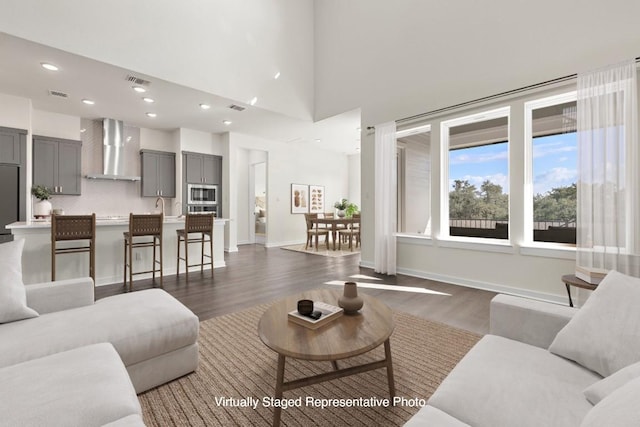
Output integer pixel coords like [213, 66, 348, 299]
[304, 213, 329, 250]
[338, 213, 361, 251]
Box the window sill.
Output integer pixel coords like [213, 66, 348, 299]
[396, 233, 433, 246]
[437, 236, 515, 254]
[519, 243, 576, 260]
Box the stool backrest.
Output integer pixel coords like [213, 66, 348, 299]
[52, 214, 96, 241]
[186, 213, 214, 233]
[129, 213, 163, 236]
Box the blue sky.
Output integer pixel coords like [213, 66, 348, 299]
[449, 133, 577, 195]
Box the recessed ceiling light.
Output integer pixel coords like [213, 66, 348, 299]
[199, 103, 211, 110]
[142, 97, 155, 103]
[222, 120, 232, 125]
[41, 62, 59, 71]
[132, 86, 146, 93]
[315, 139, 321, 143]
[146, 112, 157, 118]
[274, 72, 281, 80]
[249, 97, 258, 106]
[80, 128, 87, 133]
[126, 136, 132, 142]
[82, 99, 95, 105]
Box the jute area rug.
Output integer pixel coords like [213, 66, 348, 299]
[281, 243, 360, 258]
[139, 303, 480, 426]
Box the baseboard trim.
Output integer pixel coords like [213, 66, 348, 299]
[356, 260, 566, 305]
[265, 240, 306, 249]
[397, 267, 567, 305]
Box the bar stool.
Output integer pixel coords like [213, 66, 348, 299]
[51, 213, 96, 283]
[176, 213, 214, 281]
[123, 213, 163, 291]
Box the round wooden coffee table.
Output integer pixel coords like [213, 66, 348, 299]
[258, 288, 396, 426]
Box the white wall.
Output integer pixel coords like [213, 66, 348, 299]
[0, 0, 314, 121]
[347, 154, 361, 208]
[226, 132, 349, 249]
[179, 128, 224, 155]
[32, 110, 80, 140]
[0, 93, 31, 130]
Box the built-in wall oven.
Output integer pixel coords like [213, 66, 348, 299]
[187, 204, 217, 216]
[187, 184, 218, 217]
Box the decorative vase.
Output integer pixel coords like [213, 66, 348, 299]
[337, 209, 346, 218]
[34, 200, 52, 218]
[338, 281, 364, 314]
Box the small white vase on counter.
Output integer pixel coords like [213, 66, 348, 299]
[34, 200, 52, 218]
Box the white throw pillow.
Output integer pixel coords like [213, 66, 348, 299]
[0, 239, 38, 323]
[580, 376, 640, 427]
[584, 360, 640, 405]
[549, 270, 640, 377]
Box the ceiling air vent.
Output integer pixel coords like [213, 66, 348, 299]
[228, 104, 246, 112]
[48, 90, 69, 98]
[125, 74, 151, 86]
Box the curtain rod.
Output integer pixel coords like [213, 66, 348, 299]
[366, 56, 640, 131]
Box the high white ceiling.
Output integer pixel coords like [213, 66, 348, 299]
[0, 33, 361, 154]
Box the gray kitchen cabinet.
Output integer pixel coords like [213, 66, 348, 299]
[140, 150, 176, 198]
[32, 135, 82, 195]
[184, 152, 221, 184]
[0, 127, 25, 165]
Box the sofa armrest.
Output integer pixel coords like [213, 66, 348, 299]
[489, 294, 577, 349]
[25, 277, 94, 314]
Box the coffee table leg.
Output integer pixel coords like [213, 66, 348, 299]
[273, 354, 286, 427]
[384, 339, 396, 400]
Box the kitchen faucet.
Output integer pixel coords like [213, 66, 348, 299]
[155, 197, 165, 217]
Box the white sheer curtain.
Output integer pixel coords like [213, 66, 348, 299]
[374, 121, 397, 275]
[577, 59, 640, 276]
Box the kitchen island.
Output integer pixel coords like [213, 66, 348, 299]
[7, 216, 228, 286]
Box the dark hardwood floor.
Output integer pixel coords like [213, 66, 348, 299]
[95, 245, 495, 335]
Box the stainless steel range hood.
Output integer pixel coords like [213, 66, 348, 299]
[86, 119, 141, 181]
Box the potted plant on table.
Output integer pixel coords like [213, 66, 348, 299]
[345, 202, 359, 218]
[31, 185, 52, 218]
[334, 198, 348, 218]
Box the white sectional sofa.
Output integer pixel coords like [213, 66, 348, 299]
[405, 270, 640, 427]
[0, 277, 199, 426]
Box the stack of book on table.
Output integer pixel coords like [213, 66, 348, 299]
[288, 302, 343, 330]
[575, 265, 608, 285]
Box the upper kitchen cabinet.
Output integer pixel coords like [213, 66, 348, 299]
[184, 152, 221, 184]
[0, 127, 26, 165]
[140, 150, 176, 198]
[33, 135, 82, 195]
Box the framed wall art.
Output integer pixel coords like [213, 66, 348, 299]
[309, 185, 325, 213]
[291, 184, 309, 214]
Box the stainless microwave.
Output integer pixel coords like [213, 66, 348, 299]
[187, 184, 217, 205]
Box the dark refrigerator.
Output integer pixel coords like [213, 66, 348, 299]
[0, 165, 19, 243]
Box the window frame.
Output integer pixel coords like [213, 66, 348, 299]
[523, 91, 577, 249]
[439, 106, 511, 242]
[395, 123, 432, 237]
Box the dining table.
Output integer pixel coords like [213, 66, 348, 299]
[311, 217, 360, 250]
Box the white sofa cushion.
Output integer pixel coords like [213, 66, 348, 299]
[549, 270, 640, 377]
[584, 360, 640, 405]
[428, 335, 600, 427]
[580, 376, 640, 427]
[0, 343, 141, 427]
[0, 288, 198, 369]
[0, 239, 38, 324]
[404, 405, 471, 426]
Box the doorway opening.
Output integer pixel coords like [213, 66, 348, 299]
[250, 161, 267, 245]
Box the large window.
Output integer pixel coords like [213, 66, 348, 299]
[526, 93, 577, 245]
[442, 108, 510, 240]
[396, 125, 431, 235]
